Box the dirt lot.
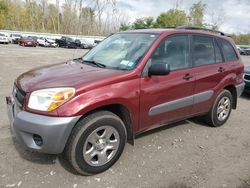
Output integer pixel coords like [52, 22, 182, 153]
[0, 44, 250, 188]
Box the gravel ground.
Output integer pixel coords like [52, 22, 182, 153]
[0, 44, 250, 188]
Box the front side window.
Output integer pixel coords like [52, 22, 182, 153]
[193, 36, 215, 66]
[219, 39, 238, 62]
[83, 33, 159, 70]
[149, 35, 190, 71]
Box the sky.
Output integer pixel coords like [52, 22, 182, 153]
[115, 0, 250, 34]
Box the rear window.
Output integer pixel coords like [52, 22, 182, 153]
[219, 39, 238, 62]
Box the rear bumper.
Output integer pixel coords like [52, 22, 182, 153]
[6, 95, 81, 154]
[12, 39, 19, 44]
[0, 39, 9, 43]
[236, 82, 245, 97]
[244, 79, 250, 93]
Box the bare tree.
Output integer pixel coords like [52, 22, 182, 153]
[56, 0, 60, 32]
[207, 8, 225, 30]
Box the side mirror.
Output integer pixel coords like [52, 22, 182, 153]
[148, 63, 170, 76]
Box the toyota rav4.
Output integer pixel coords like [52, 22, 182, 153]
[6, 26, 245, 175]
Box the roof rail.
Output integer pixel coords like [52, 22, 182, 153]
[176, 25, 226, 36]
[161, 26, 177, 29]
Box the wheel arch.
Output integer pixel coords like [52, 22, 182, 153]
[74, 103, 134, 145]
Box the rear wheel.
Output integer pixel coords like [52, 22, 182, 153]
[64, 111, 127, 175]
[206, 90, 233, 127]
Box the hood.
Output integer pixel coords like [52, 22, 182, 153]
[16, 60, 126, 93]
[245, 66, 250, 74]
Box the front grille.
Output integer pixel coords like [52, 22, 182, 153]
[13, 84, 26, 106]
[244, 74, 250, 81]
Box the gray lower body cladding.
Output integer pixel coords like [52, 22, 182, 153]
[149, 90, 214, 116]
[149, 82, 245, 116]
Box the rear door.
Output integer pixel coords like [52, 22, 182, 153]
[191, 35, 235, 115]
[139, 35, 195, 131]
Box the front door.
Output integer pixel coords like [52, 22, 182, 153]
[139, 35, 195, 132]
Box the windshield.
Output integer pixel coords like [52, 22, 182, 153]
[82, 33, 159, 70]
[28, 36, 37, 40]
[63, 37, 73, 42]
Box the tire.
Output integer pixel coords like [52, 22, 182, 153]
[205, 89, 233, 127]
[64, 111, 127, 175]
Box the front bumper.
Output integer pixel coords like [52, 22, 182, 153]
[6, 95, 81, 154]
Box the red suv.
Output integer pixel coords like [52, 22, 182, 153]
[6, 26, 245, 175]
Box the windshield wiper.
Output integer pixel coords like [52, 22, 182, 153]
[82, 59, 106, 68]
[74, 58, 106, 68]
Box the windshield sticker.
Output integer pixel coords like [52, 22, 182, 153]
[120, 60, 130, 66]
[120, 60, 134, 67]
[127, 62, 134, 67]
[150, 35, 156, 38]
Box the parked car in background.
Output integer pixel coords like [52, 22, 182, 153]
[237, 45, 250, 55]
[74, 39, 94, 49]
[74, 39, 84, 48]
[93, 39, 103, 47]
[80, 38, 95, 49]
[37, 37, 58, 47]
[6, 26, 245, 175]
[0, 33, 9, 44]
[19, 37, 37, 47]
[244, 66, 250, 93]
[2, 33, 12, 43]
[55, 36, 78, 48]
[10, 34, 22, 44]
[237, 46, 247, 55]
[28, 36, 39, 42]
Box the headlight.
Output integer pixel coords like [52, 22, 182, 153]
[28, 88, 75, 111]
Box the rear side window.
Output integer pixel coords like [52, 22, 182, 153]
[193, 36, 215, 66]
[219, 39, 238, 62]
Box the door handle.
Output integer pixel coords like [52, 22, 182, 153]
[183, 73, 193, 80]
[218, 67, 225, 72]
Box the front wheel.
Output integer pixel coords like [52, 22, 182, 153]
[205, 90, 233, 127]
[64, 111, 127, 175]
